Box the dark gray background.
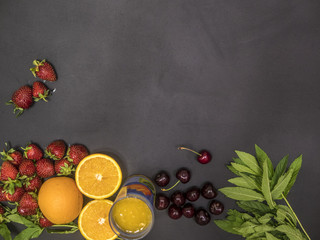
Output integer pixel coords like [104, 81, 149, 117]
[0, 0, 319, 239]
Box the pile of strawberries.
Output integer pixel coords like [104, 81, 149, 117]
[6, 59, 57, 116]
[0, 140, 88, 228]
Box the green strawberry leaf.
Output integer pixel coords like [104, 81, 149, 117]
[7, 214, 36, 228]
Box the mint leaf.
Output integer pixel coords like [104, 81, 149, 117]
[271, 155, 288, 189]
[0, 223, 12, 240]
[7, 214, 36, 228]
[235, 151, 262, 175]
[219, 187, 264, 201]
[13, 228, 43, 240]
[276, 224, 304, 240]
[231, 162, 257, 175]
[255, 144, 274, 177]
[237, 201, 271, 216]
[261, 159, 275, 209]
[284, 155, 302, 196]
[214, 219, 243, 235]
[277, 205, 297, 226]
[239, 173, 261, 190]
[271, 169, 293, 200]
[228, 177, 256, 189]
[227, 165, 241, 176]
[266, 232, 280, 240]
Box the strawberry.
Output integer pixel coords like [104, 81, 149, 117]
[45, 140, 66, 160]
[54, 159, 74, 176]
[5, 187, 25, 202]
[19, 159, 36, 177]
[66, 144, 89, 165]
[39, 216, 53, 228]
[32, 81, 50, 102]
[30, 59, 56, 81]
[0, 161, 18, 181]
[36, 159, 55, 178]
[0, 144, 23, 166]
[6, 85, 33, 116]
[0, 186, 6, 201]
[19, 192, 38, 211]
[22, 143, 43, 161]
[18, 206, 36, 216]
[23, 176, 42, 192]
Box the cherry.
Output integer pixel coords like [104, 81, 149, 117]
[154, 171, 170, 187]
[209, 200, 224, 215]
[182, 203, 195, 218]
[168, 204, 182, 219]
[201, 182, 217, 199]
[176, 168, 191, 183]
[178, 147, 212, 164]
[155, 193, 170, 210]
[161, 168, 191, 191]
[186, 187, 200, 202]
[195, 209, 211, 226]
[170, 191, 186, 207]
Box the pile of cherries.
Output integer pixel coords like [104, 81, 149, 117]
[154, 167, 224, 226]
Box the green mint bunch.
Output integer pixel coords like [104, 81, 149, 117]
[214, 145, 311, 240]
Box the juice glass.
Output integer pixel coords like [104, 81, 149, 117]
[109, 175, 156, 239]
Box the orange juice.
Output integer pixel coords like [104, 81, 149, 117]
[109, 175, 155, 239]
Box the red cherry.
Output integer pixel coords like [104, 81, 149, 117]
[178, 147, 212, 164]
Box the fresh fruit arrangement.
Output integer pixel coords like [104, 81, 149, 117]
[0, 140, 88, 240]
[6, 59, 56, 116]
[153, 147, 224, 226]
[215, 145, 310, 240]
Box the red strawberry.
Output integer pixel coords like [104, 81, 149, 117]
[45, 140, 66, 160]
[0, 147, 23, 166]
[22, 143, 43, 161]
[54, 159, 74, 175]
[23, 176, 42, 192]
[19, 159, 36, 177]
[32, 81, 50, 102]
[36, 159, 55, 178]
[30, 59, 56, 81]
[66, 144, 89, 165]
[39, 216, 53, 228]
[0, 161, 18, 181]
[5, 187, 25, 202]
[18, 206, 36, 216]
[6, 85, 33, 116]
[19, 192, 38, 210]
[0, 186, 6, 201]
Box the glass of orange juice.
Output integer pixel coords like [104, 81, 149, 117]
[109, 175, 156, 239]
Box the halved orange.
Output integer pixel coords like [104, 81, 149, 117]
[75, 153, 122, 199]
[78, 200, 117, 240]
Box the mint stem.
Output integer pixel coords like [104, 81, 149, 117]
[282, 193, 311, 240]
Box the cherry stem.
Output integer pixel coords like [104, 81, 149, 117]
[178, 147, 201, 156]
[161, 180, 181, 192]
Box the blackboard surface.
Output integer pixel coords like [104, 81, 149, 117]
[0, 1, 319, 239]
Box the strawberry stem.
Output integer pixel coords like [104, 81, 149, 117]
[178, 147, 201, 156]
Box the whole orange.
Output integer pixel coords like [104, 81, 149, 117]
[38, 177, 83, 224]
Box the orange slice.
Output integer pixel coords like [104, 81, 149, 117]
[78, 200, 117, 240]
[75, 153, 122, 199]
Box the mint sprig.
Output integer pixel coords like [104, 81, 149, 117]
[215, 145, 310, 240]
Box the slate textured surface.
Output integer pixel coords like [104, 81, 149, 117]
[0, 1, 319, 239]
